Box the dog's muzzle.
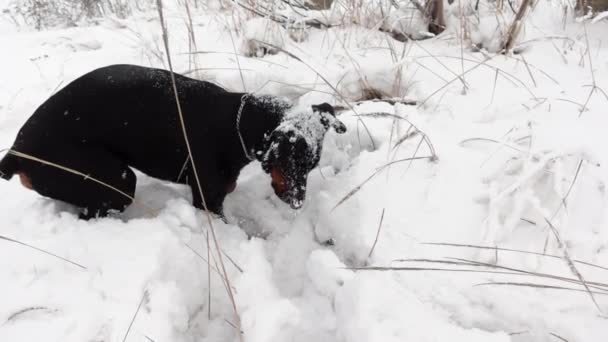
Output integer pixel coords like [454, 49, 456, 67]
[270, 168, 305, 209]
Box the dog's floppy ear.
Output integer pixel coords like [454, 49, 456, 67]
[312, 103, 347, 134]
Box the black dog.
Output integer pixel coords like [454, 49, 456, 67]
[0, 64, 346, 219]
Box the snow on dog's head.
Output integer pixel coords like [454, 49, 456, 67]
[261, 103, 347, 209]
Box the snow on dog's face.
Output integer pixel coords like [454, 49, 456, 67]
[261, 103, 347, 209]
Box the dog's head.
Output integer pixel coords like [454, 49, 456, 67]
[261, 103, 346, 209]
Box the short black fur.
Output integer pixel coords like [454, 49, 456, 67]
[0, 64, 346, 219]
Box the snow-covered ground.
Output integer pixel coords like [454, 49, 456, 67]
[1, 1, 608, 341]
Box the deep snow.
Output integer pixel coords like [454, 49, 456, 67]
[1, 1, 608, 341]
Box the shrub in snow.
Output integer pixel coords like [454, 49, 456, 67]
[326, 0, 432, 40]
[285, 21, 310, 43]
[443, 0, 562, 53]
[442, 0, 515, 52]
[7, 0, 155, 30]
[382, 1, 435, 40]
[336, 64, 411, 101]
[240, 17, 289, 57]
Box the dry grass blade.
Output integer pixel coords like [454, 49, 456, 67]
[7, 306, 54, 322]
[396, 254, 608, 289]
[560, 159, 583, 210]
[224, 318, 244, 333]
[182, 67, 255, 75]
[184, 0, 198, 71]
[346, 98, 418, 107]
[544, 217, 603, 313]
[221, 249, 244, 273]
[520, 54, 537, 87]
[367, 208, 385, 258]
[490, 69, 499, 104]
[423, 242, 608, 271]
[347, 265, 522, 276]
[253, 80, 336, 97]
[579, 22, 598, 117]
[394, 258, 484, 267]
[8, 150, 157, 215]
[475, 282, 608, 296]
[391, 257, 608, 293]
[446, 257, 608, 291]
[392, 129, 419, 150]
[331, 156, 433, 211]
[579, 87, 595, 116]
[583, 22, 596, 86]
[401, 136, 425, 174]
[413, 55, 538, 100]
[554, 98, 586, 110]
[415, 60, 450, 84]
[0, 234, 87, 270]
[459, 137, 525, 153]
[409, 38, 468, 90]
[353, 111, 437, 159]
[584, 85, 608, 102]
[355, 112, 403, 120]
[550, 332, 570, 342]
[186, 243, 234, 297]
[185, 50, 289, 69]
[356, 113, 420, 157]
[418, 54, 558, 85]
[228, 27, 246, 92]
[185, 243, 228, 279]
[122, 289, 148, 342]
[419, 56, 493, 107]
[206, 231, 212, 320]
[155, 0, 243, 338]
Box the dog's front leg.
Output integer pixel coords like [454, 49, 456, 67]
[188, 175, 227, 217]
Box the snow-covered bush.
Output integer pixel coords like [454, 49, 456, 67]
[6, 0, 154, 29]
[240, 17, 289, 57]
[321, 0, 432, 40]
[337, 64, 413, 101]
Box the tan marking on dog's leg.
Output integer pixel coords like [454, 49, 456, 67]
[227, 181, 237, 194]
[17, 172, 33, 190]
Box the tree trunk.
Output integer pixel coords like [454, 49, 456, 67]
[593, 0, 608, 11]
[428, 0, 445, 35]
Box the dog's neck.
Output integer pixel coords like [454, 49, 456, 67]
[235, 94, 288, 162]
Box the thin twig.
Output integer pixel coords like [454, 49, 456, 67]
[368, 208, 386, 258]
[122, 290, 148, 342]
[544, 217, 603, 313]
[332, 156, 433, 211]
[446, 257, 608, 291]
[520, 54, 537, 87]
[474, 282, 608, 296]
[6, 306, 54, 323]
[8, 150, 155, 215]
[550, 332, 570, 342]
[459, 137, 525, 153]
[228, 23, 246, 92]
[155, 1, 243, 338]
[0, 234, 86, 270]
[423, 242, 608, 271]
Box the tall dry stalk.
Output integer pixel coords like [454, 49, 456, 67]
[504, 0, 533, 52]
[155, 0, 243, 339]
